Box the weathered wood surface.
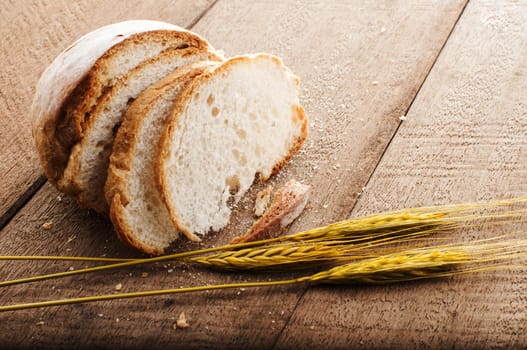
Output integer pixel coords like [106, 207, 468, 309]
[0, 0, 478, 348]
[0, 0, 214, 227]
[276, 0, 527, 348]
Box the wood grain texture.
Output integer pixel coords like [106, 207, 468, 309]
[276, 1, 527, 348]
[0, 0, 466, 348]
[0, 0, 214, 224]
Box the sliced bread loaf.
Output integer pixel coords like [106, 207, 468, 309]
[62, 47, 222, 213]
[106, 61, 219, 255]
[31, 20, 217, 206]
[158, 54, 308, 239]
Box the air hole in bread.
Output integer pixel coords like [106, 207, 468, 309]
[236, 129, 247, 139]
[211, 107, 219, 117]
[249, 112, 257, 121]
[207, 94, 215, 105]
[112, 121, 122, 137]
[226, 175, 240, 195]
[232, 149, 247, 166]
[239, 154, 247, 166]
[232, 149, 241, 160]
[126, 97, 135, 106]
[223, 118, 228, 125]
[194, 92, 200, 100]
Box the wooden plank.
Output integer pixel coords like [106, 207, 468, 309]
[0, 0, 214, 224]
[276, 1, 527, 348]
[0, 0, 466, 348]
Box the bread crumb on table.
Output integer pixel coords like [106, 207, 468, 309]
[231, 180, 310, 244]
[41, 221, 53, 230]
[115, 283, 122, 291]
[174, 312, 189, 329]
[254, 185, 273, 217]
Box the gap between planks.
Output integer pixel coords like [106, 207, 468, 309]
[346, 1, 470, 218]
[270, 2, 471, 348]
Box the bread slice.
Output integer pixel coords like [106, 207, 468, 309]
[62, 47, 222, 213]
[30, 20, 216, 203]
[158, 54, 308, 239]
[106, 61, 220, 255]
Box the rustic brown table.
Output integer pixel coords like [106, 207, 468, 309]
[2, 0, 527, 348]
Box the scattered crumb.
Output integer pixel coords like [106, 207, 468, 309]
[66, 235, 77, 243]
[68, 267, 74, 271]
[322, 204, 329, 209]
[98, 314, 104, 317]
[41, 221, 53, 230]
[115, 283, 122, 291]
[231, 180, 310, 244]
[381, 27, 387, 33]
[167, 269, 174, 273]
[399, 115, 407, 121]
[255, 185, 273, 217]
[116, 318, 120, 323]
[372, 80, 379, 85]
[174, 312, 189, 329]
[36, 321, 45, 326]
[141, 272, 149, 278]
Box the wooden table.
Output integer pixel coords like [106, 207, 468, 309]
[2, 0, 527, 348]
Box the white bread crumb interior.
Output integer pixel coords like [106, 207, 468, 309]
[159, 54, 307, 238]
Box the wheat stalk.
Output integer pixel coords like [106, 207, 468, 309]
[2, 196, 527, 287]
[0, 207, 457, 286]
[2, 239, 525, 312]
